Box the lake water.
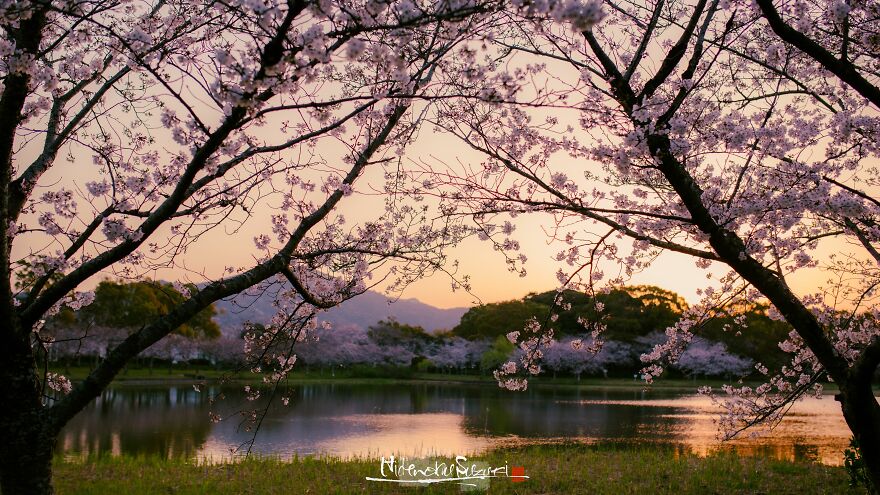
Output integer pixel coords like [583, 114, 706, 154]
[56, 381, 854, 465]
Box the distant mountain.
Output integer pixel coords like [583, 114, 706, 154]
[213, 289, 468, 337]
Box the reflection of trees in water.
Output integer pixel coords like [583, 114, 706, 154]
[107, 384, 694, 455]
[686, 441, 825, 464]
[647, 442, 823, 464]
[212, 383, 482, 448]
[57, 386, 214, 458]
[55, 383, 847, 463]
[460, 388, 684, 438]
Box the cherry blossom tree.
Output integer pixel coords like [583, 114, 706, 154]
[413, 0, 880, 489]
[201, 335, 247, 366]
[675, 337, 752, 378]
[542, 336, 633, 378]
[295, 324, 416, 367]
[425, 335, 487, 371]
[0, 0, 501, 492]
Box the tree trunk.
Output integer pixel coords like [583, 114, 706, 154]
[0, 419, 55, 495]
[0, 321, 56, 494]
[838, 382, 880, 493]
[644, 120, 880, 491]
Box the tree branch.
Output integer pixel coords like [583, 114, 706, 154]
[755, 0, 880, 108]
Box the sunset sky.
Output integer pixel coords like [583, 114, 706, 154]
[12, 53, 854, 314]
[16, 111, 847, 312]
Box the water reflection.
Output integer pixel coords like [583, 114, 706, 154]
[59, 386, 212, 459]
[57, 382, 855, 465]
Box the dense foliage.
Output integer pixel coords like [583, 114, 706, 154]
[78, 281, 220, 339]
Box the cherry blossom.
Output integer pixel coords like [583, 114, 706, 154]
[405, 0, 880, 487]
[0, 0, 502, 491]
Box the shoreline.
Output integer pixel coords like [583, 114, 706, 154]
[50, 366, 864, 393]
[53, 443, 864, 494]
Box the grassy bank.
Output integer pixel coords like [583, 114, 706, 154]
[54, 444, 861, 494]
[51, 365, 834, 392]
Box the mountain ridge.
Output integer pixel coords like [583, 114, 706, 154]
[213, 289, 468, 336]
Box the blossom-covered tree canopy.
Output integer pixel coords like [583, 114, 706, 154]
[0, 0, 505, 492]
[402, 0, 880, 489]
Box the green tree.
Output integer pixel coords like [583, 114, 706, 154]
[701, 302, 793, 373]
[14, 261, 64, 292]
[79, 280, 220, 339]
[13, 261, 82, 326]
[525, 286, 685, 342]
[523, 289, 592, 336]
[480, 335, 515, 372]
[368, 319, 438, 356]
[456, 286, 687, 342]
[453, 299, 548, 340]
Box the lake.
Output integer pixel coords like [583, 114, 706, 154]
[56, 381, 854, 465]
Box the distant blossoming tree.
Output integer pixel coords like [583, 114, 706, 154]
[295, 324, 416, 367]
[0, 0, 502, 492]
[676, 337, 752, 378]
[411, 0, 880, 489]
[427, 336, 488, 371]
[542, 336, 633, 378]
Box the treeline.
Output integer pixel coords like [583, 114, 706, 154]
[448, 286, 791, 378]
[44, 281, 794, 379]
[42, 280, 230, 371]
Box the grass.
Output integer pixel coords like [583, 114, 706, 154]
[54, 443, 863, 494]
[51, 365, 819, 392]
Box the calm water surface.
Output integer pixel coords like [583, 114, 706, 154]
[57, 382, 854, 465]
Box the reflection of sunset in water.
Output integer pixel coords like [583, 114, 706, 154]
[555, 395, 853, 465]
[196, 413, 498, 461]
[313, 413, 493, 458]
[59, 384, 863, 466]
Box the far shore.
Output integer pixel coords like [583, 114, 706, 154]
[49, 365, 870, 394]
